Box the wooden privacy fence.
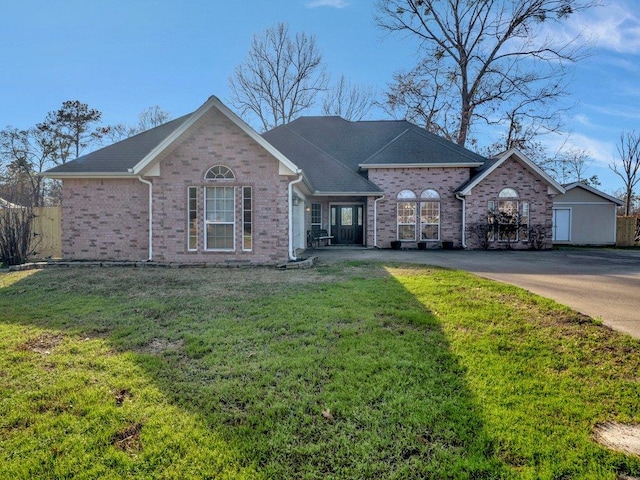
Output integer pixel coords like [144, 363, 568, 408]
[616, 216, 640, 247]
[32, 206, 62, 259]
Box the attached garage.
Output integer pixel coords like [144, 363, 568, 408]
[552, 182, 623, 246]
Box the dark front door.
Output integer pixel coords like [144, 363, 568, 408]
[331, 205, 364, 245]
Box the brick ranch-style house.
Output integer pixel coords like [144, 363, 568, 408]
[44, 96, 564, 265]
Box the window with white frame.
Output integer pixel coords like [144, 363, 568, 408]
[205, 186, 235, 250]
[242, 186, 252, 251]
[397, 190, 417, 241]
[188, 187, 198, 251]
[311, 203, 322, 230]
[205, 165, 235, 179]
[188, 166, 254, 253]
[420, 189, 440, 241]
[488, 188, 529, 242]
[199, 165, 237, 251]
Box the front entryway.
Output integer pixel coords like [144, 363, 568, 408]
[331, 205, 364, 245]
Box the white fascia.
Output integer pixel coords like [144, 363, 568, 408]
[312, 191, 384, 197]
[42, 172, 137, 180]
[359, 162, 483, 170]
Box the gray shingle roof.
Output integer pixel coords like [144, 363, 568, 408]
[45, 102, 491, 197]
[262, 117, 487, 194]
[363, 129, 485, 166]
[261, 120, 383, 194]
[45, 114, 191, 174]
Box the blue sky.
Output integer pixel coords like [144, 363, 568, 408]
[2, 0, 639, 195]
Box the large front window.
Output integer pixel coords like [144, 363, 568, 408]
[420, 189, 440, 241]
[397, 190, 417, 241]
[205, 186, 235, 250]
[488, 188, 529, 242]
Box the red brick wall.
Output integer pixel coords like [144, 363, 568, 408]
[367, 167, 471, 248]
[151, 107, 291, 264]
[464, 156, 554, 249]
[61, 107, 292, 264]
[61, 178, 149, 260]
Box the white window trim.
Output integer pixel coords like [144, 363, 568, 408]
[242, 186, 252, 252]
[420, 189, 440, 242]
[205, 165, 235, 180]
[420, 201, 440, 241]
[489, 197, 529, 243]
[204, 186, 236, 252]
[311, 203, 322, 229]
[397, 201, 417, 241]
[187, 186, 198, 251]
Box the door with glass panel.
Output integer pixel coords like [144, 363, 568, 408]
[330, 205, 364, 245]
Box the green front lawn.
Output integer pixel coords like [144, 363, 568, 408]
[0, 263, 638, 479]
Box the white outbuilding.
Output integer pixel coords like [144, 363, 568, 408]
[552, 182, 623, 246]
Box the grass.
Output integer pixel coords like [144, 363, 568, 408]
[0, 262, 639, 479]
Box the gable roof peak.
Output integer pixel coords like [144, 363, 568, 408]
[44, 95, 301, 178]
[457, 147, 565, 196]
[562, 181, 624, 205]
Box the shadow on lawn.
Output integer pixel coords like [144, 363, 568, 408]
[0, 265, 508, 478]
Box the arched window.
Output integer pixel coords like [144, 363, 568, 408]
[489, 187, 529, 243]
[205, 165, 235, 180]
[420, 189, 440, 241]
[499, 187, 518, 198]
[397, 190, 417, 241]
[202, 165, 236, 251]
[397, 189, 417, 200]
[421, 189, 440, 200]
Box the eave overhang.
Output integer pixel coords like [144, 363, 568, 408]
[311, 191, 384, 197]
[456, 148, 565, 196]
[359, 162, 483, 170]
[43, 172, 138, 180]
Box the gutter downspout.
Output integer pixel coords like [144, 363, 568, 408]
[373, 195, 384, 248]
[137, 176, 153, 261]
[455, 193, 467, 249]
[288, 174, 304, 261]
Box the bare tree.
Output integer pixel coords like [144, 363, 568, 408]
[137, 105, 171, 131]
[0, 127, 57, 206]
[613, 188, 640, 216]
[0, 204, 38, 266]
[539, 147, 598, 186]
[105, 106, 172, 142]
[611, 130, 640, 216]
[383, 57, 462, 142]
[559, 148, 600, 186]
[321, 75, 377, 121]
[229, 22, 328, 131]
[376, 0, 592, 147]
[104, 123, 139, 143]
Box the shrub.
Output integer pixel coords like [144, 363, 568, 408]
[529, 223, 552, 250]
[0, 206, 38, 266]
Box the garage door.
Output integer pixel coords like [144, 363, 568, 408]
[553, 208, 571, 241]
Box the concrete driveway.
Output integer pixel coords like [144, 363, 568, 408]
[312, 247, 640, 339]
